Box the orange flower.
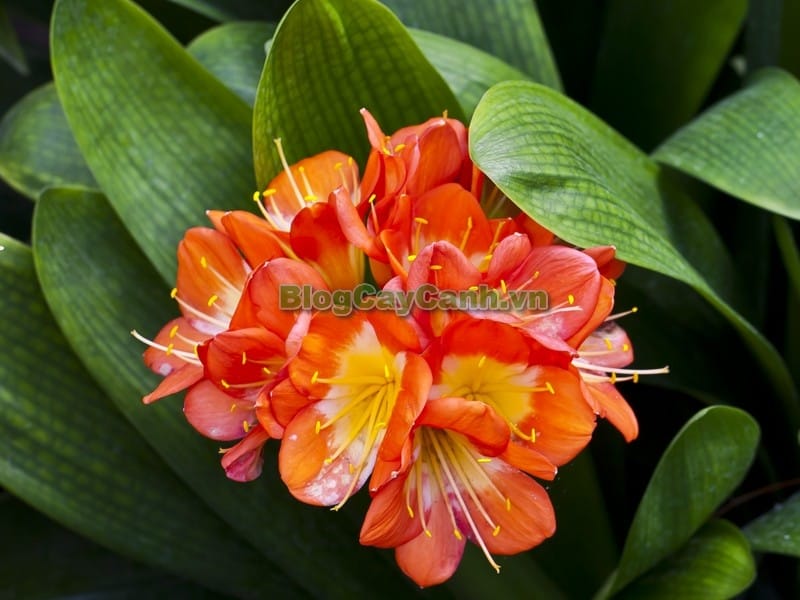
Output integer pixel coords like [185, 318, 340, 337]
[360, 396, 555, 587]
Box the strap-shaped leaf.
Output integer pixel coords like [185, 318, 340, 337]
[0, 235, 293, 597]
[0, 83, 96, 200]
[32, 187, 421, 599]
[470, 80, 798, 416]
[591, 0, 746, 149]
[165, 0, 292, 22]
[607, 406, 759, 595]
[744, 490, 800, 557]
[253, 0, 463, 187]
[654, 69, 800, 220]
[381, 0, 560, 89]
[615, 520, 755, 600]
[51, 0, 255, 283]
[410, 29, 531, 119]
[187, 22, 275, 107]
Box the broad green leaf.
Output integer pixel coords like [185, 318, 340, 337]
[381, 0, 561, 89]
[253, 0, 464, 188]
[187, 21, 275, 107]
[654, 69, 800, 220]
[591, 0, 746, 149]
[607, 406, 759, 595]
[32, 188, 423, 599]
[0, 495, 226, 599]
[470, 80, 799, 420]
[0, 235, 294, 597]
[51, 0, 254, 283]
[0, 83, 96, 199]
[615, 520, 755, 600]
[744, 490, 800, 557]
[165, 0, 292, 22]
[410, 29, 531, 119]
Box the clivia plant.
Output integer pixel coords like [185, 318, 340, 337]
[0, 0, 799, 598]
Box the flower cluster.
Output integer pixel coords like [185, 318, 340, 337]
[134, 110, 666, 586]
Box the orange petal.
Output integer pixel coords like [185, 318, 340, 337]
[417, 397, 510, 457]
[360, 473, 422, 547]
[142, 363, 203, 404]
[183, 380, 255, 441]
[219, 210, 290, 266]
[406, 124, 465, 195]
[142, 317, 207, 379]
[395, 495, 466, 587]
[499, 442, 557, 480]
[582, 381, 639, 442]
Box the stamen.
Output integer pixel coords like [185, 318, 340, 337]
[273, 138, 306, 211]
[606, 306, 639, 321]
[130, 330, 201, 365]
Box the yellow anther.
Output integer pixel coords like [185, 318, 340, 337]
[165, 343, 174, 356]
[368, 193, 377, 204]
[477, 457, 491, 463]
[468, 285, 479, 292]
[631, 306, 639, 313]
[170, 287, 178, 299]
[530, 429, 536, 443]
[545, 381, 555, 395]
[324, 457, 333, 465]
[484, 253, 494, 261]
[315, 420, 321, 434]
[622, 343, 630, 352]
[394, 143, 406, 152]
[169, 324, 179, 338]
[252, 191, 261, 202]
[424, 529, 433, 538]
[414, 217, 429, 225]
[349, 463, 355, 474]
[311, 371, 319, 384]
[193, 344, 199, 357]
[384, 363, 391, 380]
[347, 156, 354, 166]
[200, 256, 208, 269]
[242, 420, 250, 433]
[429, 264, 443, 271]
[207, 294, 219, 307]
[533, 270, 540, 278]
[492, 525, 501, 537]
[453, 529, 463, 540]
[262, 366, 272, 375]
[263, 188, 277, 197]
[407, 254, 417, 262]
[334, 162, 343, 170]
[241, 352, 247, 365]
[604, 337, 613, 350]
[478, 355, 487, 368]
[230, 403, 237, 413]
[633, 372, 640, 383]
[221, 379, 231, 389]
[406, 505, 415, 518]
[304, 194, 317, 201]
[500, 279, 508, 295]
[567, 294, 575, 305]
[505, 497, 511, 511]
[610, 372, 617, 384]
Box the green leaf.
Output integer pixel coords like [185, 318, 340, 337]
[0, 3, 28, 74]
[615, 520, 755, 600]
[654, 69, 800, 220]
[607, 406, 759, 595]
[410, 29, 531, 119]
[0, 83, 96, 200]
[470, 80, 799, 423]
[32, 187, 421, 599]
[253, 0, 464, 188]
[51, 0, 255, 283]
[165, 0, 292, 22]
[591, 0, 746, 149]
[0, 495, 227, 599]
[187, 21, 275, 107]
[0, 235, 294, 598]
[744, 490, 800, 557]
[381, 0, 561, 89]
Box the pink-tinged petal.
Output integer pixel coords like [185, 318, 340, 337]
[566, 277, 616, 349]
[487, 233, 531, 282]
[514, 213, 555, 247]
[395, 496, 466, 587]
[230, 258, 328, 337]
[417, 397, 510, 457]
[405, 125, 464, 194]
[577, 321, 633, 368]
[220, 425, 270, 482]
[183, 380, 255, 441]
[361, 108, 389, 152]
[469, 461, 556, 555]
[360, 473, 422, 547]
[377, 352, 430, 463]
[176, 228, 249, 330]
[582, 381, 639, 442]
[143, 363, 203, 404]
[499, 442, 557, 480]
[269, 373, 315, 427]
[331, 187, 385, 260]
[142, 317, 207, 379]
[290, 202, 365, 290]
[584, 245, 626, 280]
[278, 401, 373, 506]
[406, 241, 481, 291]
[218, 210, 290, 266]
